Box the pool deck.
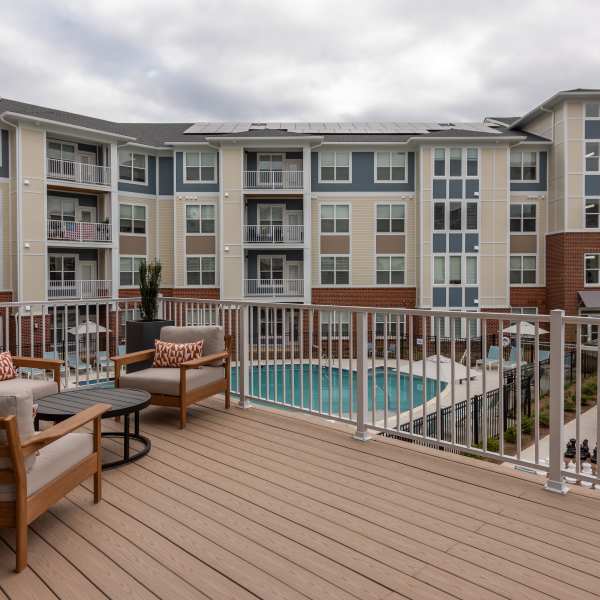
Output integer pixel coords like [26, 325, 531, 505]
[2, 397, 600, 599]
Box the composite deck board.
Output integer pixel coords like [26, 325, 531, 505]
[0, 400, 599, 599]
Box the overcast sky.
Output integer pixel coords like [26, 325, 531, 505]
[1, 0, 598, 124]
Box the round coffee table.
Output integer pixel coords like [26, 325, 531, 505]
[35, 388, 151, 470]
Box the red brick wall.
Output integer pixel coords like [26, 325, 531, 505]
[0, 291, 12, 303]
[312, 287, 416, 308]
[161, 288, 220, 300]
[510, 287, 547, 314]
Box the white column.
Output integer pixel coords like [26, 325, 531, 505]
[238, 304, 251, 409]
[302, 145, 312, 304]
[354, 310, 371, 441]
[110, 143, 120, 299]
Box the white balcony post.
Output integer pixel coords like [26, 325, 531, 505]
[238, 304, 251, 409]
[354, 311, 371, 441]
[545, 309, 568, 494]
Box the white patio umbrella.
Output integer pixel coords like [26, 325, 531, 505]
[502, 322, 548, 336]
[67, 320, 109, 336]
[409, 355, 475, 383]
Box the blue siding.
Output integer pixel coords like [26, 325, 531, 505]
[586, 175, 600, 196]
[432, 287, 446, 307]
[465, 233, 479, 252]
[585, 121, 600, 139]
[0, 130, 8, 178]
[47, 190, 97, 208]
[448, 288, 462, 308]
[432, 179, 446, 199]
[175, 152, 219, 193]
[311, 151, 415, 192]
[158, 156, 174, 195]
[118, 155, 157, 195]
[448, 180, 462, 199]
[464, 287, 479, 308]
[432, 234, 446, 253]
[448, 234, 462, 252]
[465, 179, 479, 199]
[510, 152, 548, 192]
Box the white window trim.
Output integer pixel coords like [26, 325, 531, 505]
[584, 197, 600, 229]
[509, 202, 537, 234]
[432, 254, 479, 287]
[320, 310, 351, 339]
[119, 202, 147, 237]
[318, 151, 352, 183]
[584, 140, 600, 175]
[432, 147, 480, 180]
[373, 151, 408, 183]
[510, 307, 538, 315]
[185, 254, 217, 287]
[319, 254, 351, 287]
[509, 253, 537, 287]
[319, 202, 351, 235]
[185, 202, 216, 235]
[585, 102, 600, 120]
[431, 311, 480, 338]
[375, 312, 406, 339]
[584, 253, 600, 287]
[510, 150, 540, 184]
[433, 199, 480, 233]
[183, 151, 218, 184]
[119, 255, 146, 289]
[374, 202, 406, 234]
[374, 254, 406, 287]
[118, 150, 148, 185]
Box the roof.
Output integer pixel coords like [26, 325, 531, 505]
[486, 116, 521, 126]
[578, 290, 600, 309]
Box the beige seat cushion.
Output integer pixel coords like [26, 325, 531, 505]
[119, 366, 225, 396]
[0, 390, 36, 472]
[0, 377, 58, 401]
[0, 432, 92, 502]
[160, 326, 225, 366]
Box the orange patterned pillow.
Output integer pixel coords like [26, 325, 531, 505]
[153, 339, 204, 368]
[0, 351, 17, 381]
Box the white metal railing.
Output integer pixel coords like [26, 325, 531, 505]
[243, 170, 303, 190]
[48, 280, 111, 299]
[47, 157, 111, 186]
[47, 219, 112, 243]
[244, 279, 304, 297]
[243, 224, 304, 244]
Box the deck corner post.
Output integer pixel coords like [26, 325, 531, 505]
[545, 308, 568, 494]
[354, 310, 371, 442]
[238, 304, 252, 409]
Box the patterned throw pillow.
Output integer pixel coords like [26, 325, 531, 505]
[153, 339, 204, 368]
[0, 352, 16, 381]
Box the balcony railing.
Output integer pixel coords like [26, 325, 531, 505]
[47, 158, 111, 186]
[244, 278, 304, 297]
[243, 170, 303, 190]
[47, 219, 112, 243]
[48, 279, 111, 299]
[243, 224, 304, 244]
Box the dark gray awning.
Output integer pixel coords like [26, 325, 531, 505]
[578, 290, 600, 308]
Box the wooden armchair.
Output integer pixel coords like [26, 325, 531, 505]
[0, 400, 110, 572]
[9, 355, 64, 391]
[112, 326, 231, 429]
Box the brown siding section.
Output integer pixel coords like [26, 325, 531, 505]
[186, 236, 216, 254]
[320, 235, 350, 254]
[376, 235, 405, 254]
[510, 235, 537, 253]
[120, 235, 146, 255]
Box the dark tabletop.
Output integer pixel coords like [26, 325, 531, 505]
[36, 388, 151, 421]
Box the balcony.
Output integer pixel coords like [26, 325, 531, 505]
[48, 279, 111, 299]
[244, 278, 304, 297]
[47, 219, 112, 243]
[243, 170, 303, 190]
[243, 224, 304, 245]
[47, 157, 111, 187]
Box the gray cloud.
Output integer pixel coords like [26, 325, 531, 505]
[0, 0, 598, 123]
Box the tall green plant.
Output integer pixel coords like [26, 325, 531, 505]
[139, 260, 162, 321]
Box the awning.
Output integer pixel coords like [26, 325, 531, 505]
[577, 290, 600, 309]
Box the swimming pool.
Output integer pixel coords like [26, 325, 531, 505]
[231, 364, 445, 417]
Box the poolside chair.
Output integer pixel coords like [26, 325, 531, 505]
[504, 347, 528, 369]
[66, 354, 91, 373]
[43, 351, 68, 378]
[476, 346, 500, 369]
[387, 343, 397, 359]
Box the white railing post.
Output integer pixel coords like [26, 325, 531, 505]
[354, 310, 371, 441]
[238, 304, 251, 409]
[545, 309, 568, 494]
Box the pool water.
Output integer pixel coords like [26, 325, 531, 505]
[231, 364, 445, 417]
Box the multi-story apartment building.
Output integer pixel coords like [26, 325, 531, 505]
[0, 88, 599, 336]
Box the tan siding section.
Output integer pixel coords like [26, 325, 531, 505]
[0, 182, 9, 290]
[221, 146, 242, 299]
[157, 197, 174, 287]
[566, 101, 585, 230]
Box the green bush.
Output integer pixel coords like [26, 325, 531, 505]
[473, 436, 500, 453]
[539, 408, 550, 427]
[504, 426, 516, 444]
[564, 394, 576, 412]
[521, 415, 533, 435]
[582, 379, 597, 396]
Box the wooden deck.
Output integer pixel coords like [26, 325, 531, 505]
[2, 398, 600, 600]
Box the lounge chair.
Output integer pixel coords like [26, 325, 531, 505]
[476, 345, 500, 369]
[504, 347, 528, 370]
[66, 354, 91, 373]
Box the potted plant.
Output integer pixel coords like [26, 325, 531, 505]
[125, 260, 173, 371]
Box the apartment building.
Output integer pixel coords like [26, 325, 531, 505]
[0, 88, 599, 336]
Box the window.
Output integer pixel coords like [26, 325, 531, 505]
[321, 311, 350, 339]
[320, 204, 349, 233]
[449, 148, 462, 177]
[434, 256, 445, 284]
[434, 148, 445, 176]
[118, 150, 147, 183]
[466, 202, 478, 230]
[47, 141, 75, 162]
[585, 199, 600, 228]
[449, 202, 462, 230]
[434, 201, 477, 231]
[186, 204, 215, 233]
[510, 151, 538, 181]
[184, 151, 217, 182]
[320, 256, 349, 285]
[586, 103, 600, 118]
[120, 204, 146, 234]
[585, 254, 600, 285]
[510, 204, 536, 232]
[511, 307, 538, 315]
[375, 313, 405, 338]
[376, 256, 405, 285]
[119, 256, 145, 287]
[466, 148, 478, 177]
[586, 142, 599, 172]
[449, 256, 462, 284]
[48, 196, 76, 222]
[376, 204, 405, 233]
[186, 256, 216, 286]
[510, 255, 536, 284]
[434, 255, 477, 286]
[375, 152, 406, 182]
[319, 151, 350, 182]
[434, 203, 445, 230]
[465, 256, 477, 284]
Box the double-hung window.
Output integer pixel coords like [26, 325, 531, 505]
[466, 148, 478, 177]
[321, 311, 350, 339]
[320, 204, 349, 233]
[376, 256, 405, 285]
[186, 204, 215, 233]
[510, 151, 538, 181]
[319, 151, 350, 182]
[585, 199, 600, 229]
[585, 254, 600, 285]
[434, 148, 446, 176]
[186, 256, 216, 286]
[510, 255, 536, 284]
[433, 201, 478, 231]
[434, 147, 478, 178]
[586, 142, 600, 173]
[510, 204, 536, 232]
[184, 151, 217, 182]
[376, 204, 405, 232]
[120, 204, 146, 234]
[586, 103, 600, 118]
[120, 256, 145, 287]
[375, 313, 405, 339]
[320, 256, 349, 285]
[375, 152, 406, 182]
[433, 255, 477, 285]
[118, 150, 147, 183]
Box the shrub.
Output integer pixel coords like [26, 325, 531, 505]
[539, 408, 550, 427]
[504, 426, 516, 444]
[521, 415, 533, 435]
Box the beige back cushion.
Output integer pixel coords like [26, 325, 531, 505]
[0, 390, 36, 471]
[160, 326, 225, 365]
